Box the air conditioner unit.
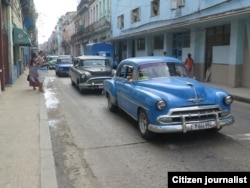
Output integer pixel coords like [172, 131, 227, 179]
[178, 0, 185, 7]
[170, 0, 178, 10]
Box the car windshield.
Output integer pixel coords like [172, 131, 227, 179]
[137, 62, 189, 80]
[167, 62, 189, 77]
[138, 62, 170, 80]
[57, 58, 73, 64]
[80, 59, 109, 67]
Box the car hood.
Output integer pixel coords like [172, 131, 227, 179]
[137, 77, 228, 107]
[79, 66, 112, 76]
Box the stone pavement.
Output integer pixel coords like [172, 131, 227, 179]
[0, 69, 58, 188]
[0, 69, 249, 188]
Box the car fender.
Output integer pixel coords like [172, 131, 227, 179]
[103, 78, 117, 104]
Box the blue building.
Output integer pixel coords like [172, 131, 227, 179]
[110, 0, 250, 88]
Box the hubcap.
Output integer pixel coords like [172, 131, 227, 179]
[139, 113, 147, 134]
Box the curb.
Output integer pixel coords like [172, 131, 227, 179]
[40, 94, 58, 188]
[232, 95, 250, 104]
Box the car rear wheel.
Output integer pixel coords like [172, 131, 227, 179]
[77, 82, 83, 93]
[138, 109, 155, 140]
[107, 94, 117, 112]
[70, 78, 74, 86]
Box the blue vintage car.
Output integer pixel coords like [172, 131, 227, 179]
[55, 56, 74, 76]
[103, 56, 235, 140]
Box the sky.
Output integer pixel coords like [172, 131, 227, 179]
[34, 0, 79, 44]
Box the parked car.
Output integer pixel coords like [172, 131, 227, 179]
[55, 56, 74, 76]
[103, 56, 235, 140]
[48, 55, 58, 70]
[69, 55, 114, 93]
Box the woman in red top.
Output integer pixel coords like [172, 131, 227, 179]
[184, 53, 194, 76]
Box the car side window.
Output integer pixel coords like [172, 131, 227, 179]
[116, 64, 126, 78]
[74, 59, 79, 67]
[126, 66, 134, 80]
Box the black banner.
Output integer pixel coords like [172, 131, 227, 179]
[168, 172, 250, 188]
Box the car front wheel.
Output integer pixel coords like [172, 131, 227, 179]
[138, 109, 155, 140]
[107, 94, 117, 112]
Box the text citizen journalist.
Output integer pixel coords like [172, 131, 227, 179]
[172, 176, 247, 185]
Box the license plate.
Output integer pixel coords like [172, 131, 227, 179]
[98, 85, 104, 89]
[192, 122, 215, 130]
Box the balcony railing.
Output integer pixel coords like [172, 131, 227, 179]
[72, 16, 110, 41]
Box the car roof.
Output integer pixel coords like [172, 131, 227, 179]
[74, 55, 108, 60]
[121, 56, 182, 65]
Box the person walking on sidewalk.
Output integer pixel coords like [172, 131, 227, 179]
[37, 50, 47, 92]
[28, 52, 38, 90]
[184, 53, 195, 77]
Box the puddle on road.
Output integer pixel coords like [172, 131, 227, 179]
[44, 75, 62, 128]
[48, 119, 61, 128]
[44, 88, 59, 109]
[44, 77, 59, 109]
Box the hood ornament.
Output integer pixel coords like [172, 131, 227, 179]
[187, 98, 204, 103]
[186, 82, 204, 104]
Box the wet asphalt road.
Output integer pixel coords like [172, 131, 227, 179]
[43, 70, 250, 188]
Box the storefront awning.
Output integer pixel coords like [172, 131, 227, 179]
[13, 27, 32, 46]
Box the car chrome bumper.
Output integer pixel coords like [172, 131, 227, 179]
[79, 77, 112, 90]
[79, 83, 104, 89]
[148, 116, 235, 133]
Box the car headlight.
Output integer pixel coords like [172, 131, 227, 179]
[81, 74, 86, 79]
[156, 100, 166, 110]
[224, 95, 233, 105]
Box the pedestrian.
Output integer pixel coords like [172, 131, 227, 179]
[43, 55, 49, 70]
[36, 50, 48, 92]
[184, 53, 195, 76]
[28, 52, 38, 90]
[113, 55, 119, 69]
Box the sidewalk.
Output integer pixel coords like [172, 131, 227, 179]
[0, 70, 249, 188]
[0, 69, 58, 188]
[202, 82, 250, 104]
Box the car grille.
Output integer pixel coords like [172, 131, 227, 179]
[61, 67, 70, 71]
[167, 105, 224, 123]
[87, 77, 110, 84]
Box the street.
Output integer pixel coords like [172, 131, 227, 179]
[44, 70, 250, 188]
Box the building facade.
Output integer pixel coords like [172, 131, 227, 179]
[110, 0, 250, 87]
[42, 0, 250, 88]
[0, 0, 37, 93]
[70, 0, 111, 56]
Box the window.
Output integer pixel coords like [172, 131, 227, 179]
[154, 36, 164, 49]
[137, 38, 145, 50]
[131, 8, 140, 23]
[183, 32, 190, 47]
[171, 0, 185, 9]
[206, 24, 230, 46]
[117, 15, 124, 29]
[151, 0, 160, 16]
